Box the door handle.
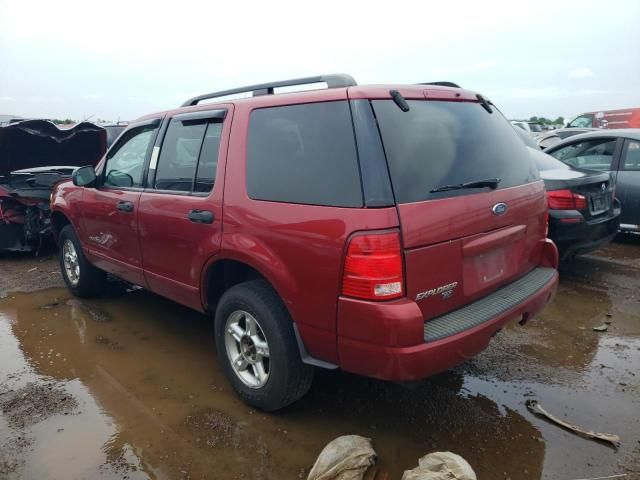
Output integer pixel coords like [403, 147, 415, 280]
[188, 209, 214, 224]
[117, 200, 134, 212]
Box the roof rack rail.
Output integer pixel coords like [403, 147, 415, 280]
[419, 81, 461, 88]
[181, 74, 357, 107]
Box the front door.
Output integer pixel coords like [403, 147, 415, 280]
[138, 107, 231, 310]
[80, 120, 160, 285]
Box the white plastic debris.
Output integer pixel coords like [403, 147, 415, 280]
[526, 399, 620, 448]
[307, 435, 376, 480]
[401, 452, 477, 480]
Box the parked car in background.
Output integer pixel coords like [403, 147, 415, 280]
[513, 125, 539, 149]
[0, 120, 105, 252]
[50, 74, 559, 411]
[511, 121, 544, 137]
[537, 127, 598, 150]
[567, 108, 640, 129]
[545, 129, 640, 233]
[529, 147, 620, 259]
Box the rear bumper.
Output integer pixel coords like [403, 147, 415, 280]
[337, 267, 558, 381]
[549, 207, 620, 259]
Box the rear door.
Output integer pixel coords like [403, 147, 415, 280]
[371, 95, 545, 321]
[137, 107, 231, 311]
[616, 138, 640, 229]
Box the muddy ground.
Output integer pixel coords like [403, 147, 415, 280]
[1, 237, 639, 480]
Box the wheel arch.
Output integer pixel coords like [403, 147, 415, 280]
[51, 210, 72, 243]
[201, 256, 285, 314]
[200, 255, 338, 370]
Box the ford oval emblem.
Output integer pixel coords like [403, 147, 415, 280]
[492, 203, 508, 215]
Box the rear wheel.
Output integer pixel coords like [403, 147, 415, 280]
[214, 280, 314, 411]
[58, 225, 107, 297]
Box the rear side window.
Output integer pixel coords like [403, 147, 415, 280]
[247, 101, 363, 207]
[155, 118, 222, 193]
[373, 100, 539, 203]
[195, 123, 222, 192]
[156, 121, 205, 191]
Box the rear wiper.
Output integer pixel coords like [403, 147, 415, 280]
[430, 178, 501, 193]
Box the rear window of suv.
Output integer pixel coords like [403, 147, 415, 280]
[247, 101, 363, 207]
[372, 100, 539, 203]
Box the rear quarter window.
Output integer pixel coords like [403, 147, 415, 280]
[246, 101, 363, 207]
[372, 100, 539, 203]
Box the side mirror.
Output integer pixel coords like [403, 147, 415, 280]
[72, 166, 98, 187]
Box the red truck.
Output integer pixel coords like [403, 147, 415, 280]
[51, 75, 559, 410]
[568, 107, 640, 129]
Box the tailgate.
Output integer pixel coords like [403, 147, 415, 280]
[371, 95, 547, 321]
[401, 182, 546, 320]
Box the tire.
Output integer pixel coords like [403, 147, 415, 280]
[58, 225, 107, 298]
[214, 280, 314, 411]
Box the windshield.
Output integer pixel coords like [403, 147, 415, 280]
[568, 115, 594, 128]
[372, 100, 539, 203]
[529, 124, 542, 132]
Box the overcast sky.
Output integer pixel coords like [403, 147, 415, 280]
[1, 0, 638, 123]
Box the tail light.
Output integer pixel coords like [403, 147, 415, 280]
[547, 189, 587, 210]
[342, 231, 404, 301]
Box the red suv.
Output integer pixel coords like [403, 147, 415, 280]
[51, 75, 559, 410]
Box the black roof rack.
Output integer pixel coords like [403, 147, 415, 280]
[181, 74, 357, 107]
[419, 81, 461, 88]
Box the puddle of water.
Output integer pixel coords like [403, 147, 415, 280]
[0, 250, 639, 480]
[464, 333, 640, 479]
[0, 289, 545, 479]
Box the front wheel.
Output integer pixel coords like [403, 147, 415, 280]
[214, 280, 314, 411]
[58, 225, 107, 297]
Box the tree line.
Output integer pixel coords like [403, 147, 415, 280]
[528, 116, 565, 126]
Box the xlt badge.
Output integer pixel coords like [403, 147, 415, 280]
[416, 281, 458, 301]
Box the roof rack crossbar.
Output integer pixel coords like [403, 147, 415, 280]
[181, 74, 357, 107]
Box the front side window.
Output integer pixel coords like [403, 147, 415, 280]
[154, 118, 222, 193]
[568, 115, 594, 128]
[550, 139, 616, 171]
[622, 140, 640, 170]
[246, 101, 362, 207]
[104, 126, 156, 188]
